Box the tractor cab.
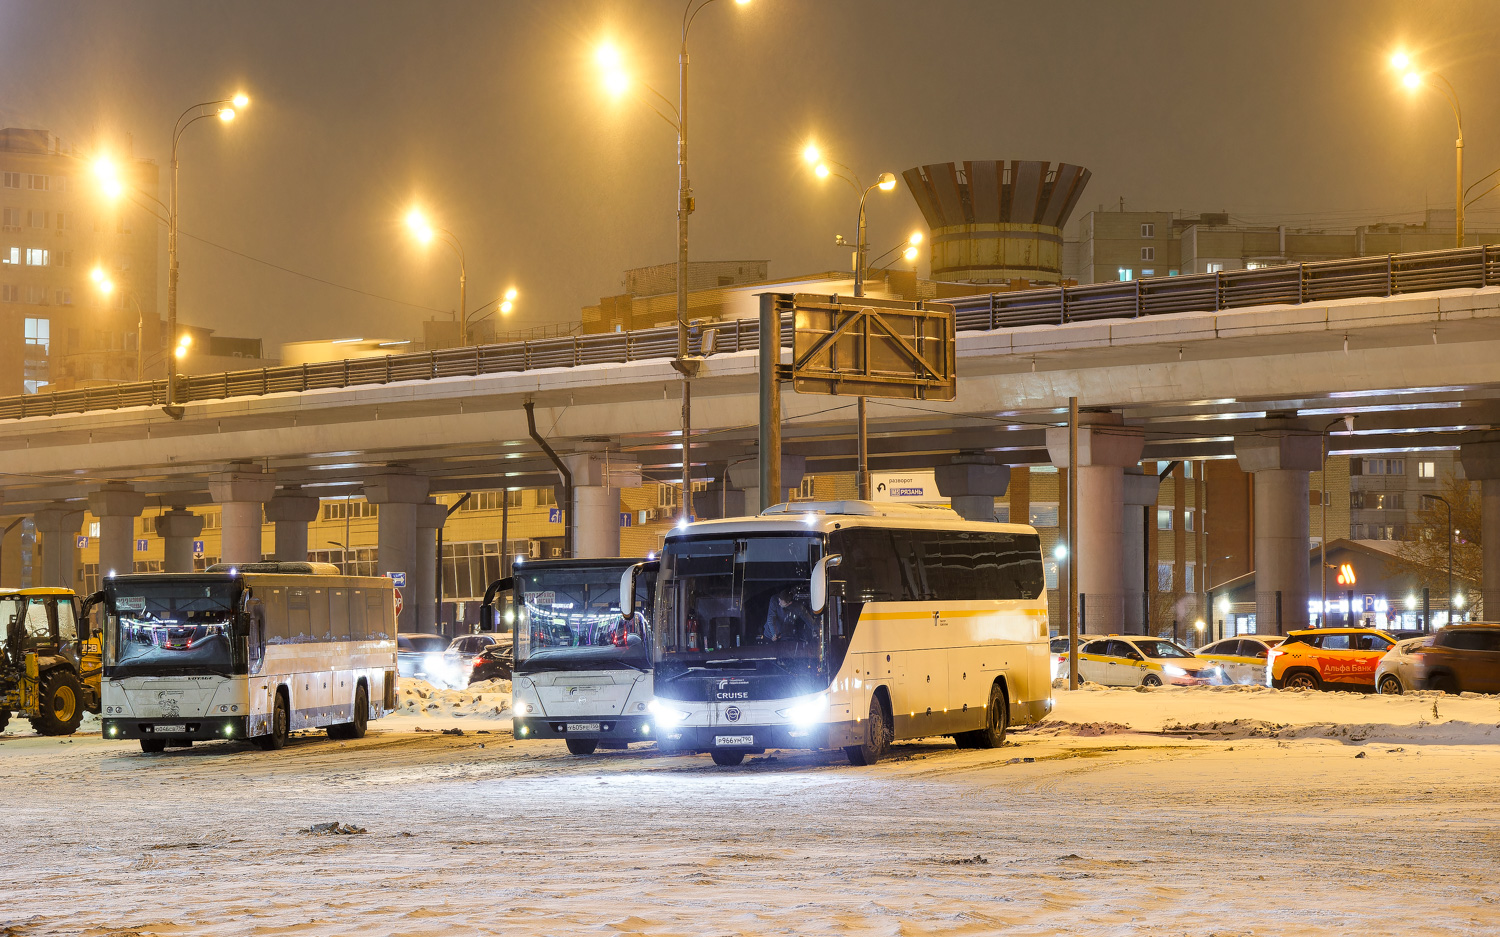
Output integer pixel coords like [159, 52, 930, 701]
[0, 588, 102, 735]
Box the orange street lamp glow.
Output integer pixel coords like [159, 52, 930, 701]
[814, 163, 830, 179]
[908, 231, 923, 245]
[1390, 51, 1410, 71]
[232, 93, 249, 108]
[802, 143, 820, 165]
[217, 107, 236, 122]
[902, 246, 918, 262]
[877, 172, 897, 191]
[503, 287, 518, 302]
[405, 208, 435, 245]
[1402, 71, 1422, 89]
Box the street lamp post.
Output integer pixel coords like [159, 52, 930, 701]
[598, 0, 750, 520]
[1422, 493, 1454, 628]
[803, 145, 897, 498]
[1320, 415, 1353, 624]
[166, 94, 248, 416]
[405, 209, 468, 342]
[1392, 52, 1464, 247]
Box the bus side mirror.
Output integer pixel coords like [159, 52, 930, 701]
[620, 563, 646, 618]
[479, 604, 497, 632]
[810, 554, 843, 614]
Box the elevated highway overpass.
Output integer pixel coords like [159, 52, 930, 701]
[6, 246, 1500, 633]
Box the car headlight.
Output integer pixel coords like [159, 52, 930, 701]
[776, 693, 829, 727]
[1161, 664, 1186, 677]
[513, 700, 530, 715]
[647, 699, 690, 727]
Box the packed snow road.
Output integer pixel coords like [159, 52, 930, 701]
[3, 687, 1499, 936]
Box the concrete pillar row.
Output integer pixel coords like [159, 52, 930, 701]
[154, 508, 204, 573]
[1045, 412, 1146, 633]
[565, 453, 641, 559]
[263, 489, 320, 562]
[209, 468, 275, 567]
[87, 483, 146, 580]
[934, 454, 1011, 522]
[365, 473, 429, 633]
[33, 502, 84, 589]
[1458, 439, 1500, 617]
[414, 499, 447, 633]
[1234, 428, 1321, 634]
[1121, 470, 1160, 635]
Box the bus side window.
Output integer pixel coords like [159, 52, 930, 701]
[349, 590, 367, 641]
[312, 589, 331, 641]
[889, 531, 928, 602]
[265, 588, 289, 644]
[367, 593, 388, 639]
[287, 588, 312, 643]
[329, 588, 350, 641]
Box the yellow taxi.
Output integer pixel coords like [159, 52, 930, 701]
[1194, 635, 1284, 685]
[1267, 627, 1397, 691]
[1076, 636, 1226, 687]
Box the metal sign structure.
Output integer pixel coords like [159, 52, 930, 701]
[789, 293, 956, 401]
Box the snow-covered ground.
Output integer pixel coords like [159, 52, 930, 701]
[2, 686, 1499, 935]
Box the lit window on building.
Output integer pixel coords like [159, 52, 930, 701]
[24, 316, 49, 351]
[1157, 563, 1173, 591]
[1418, 461, 1436, 479]
[1157, 508, 1173, 531]
[24, 248, 48, 266]
[1118, 267, 1134, 281]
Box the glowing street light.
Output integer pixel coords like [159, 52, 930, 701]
[403, 206, 468, 339]
[1389, 49, 1464, 246]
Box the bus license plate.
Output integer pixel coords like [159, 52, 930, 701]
[566, 723, 601, 733]
[155, 725, 186, 733]
[715, 735, 754, 746]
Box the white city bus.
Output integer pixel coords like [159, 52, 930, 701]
[100, 563, 397, 753]
[483, 557, 657, 755]
[642, 501, 1051, 766]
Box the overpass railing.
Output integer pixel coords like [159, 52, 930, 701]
[3, 244, 1496, 422]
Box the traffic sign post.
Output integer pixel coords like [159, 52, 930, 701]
[192, 540, 205, 556]
[386, 571, 406, 588]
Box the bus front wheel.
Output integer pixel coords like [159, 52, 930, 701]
[711, 751, 745, 766]
[566, 738, 599, 755]
[846, 696, 889, 766]
[255, 692, 290, 750]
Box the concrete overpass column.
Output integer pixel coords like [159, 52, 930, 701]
[87, 483, 146, 579]
[934, 454, 1011, 522]
[1046, 412, 1145, 633]
[209, 468, 275, 567]
[263, 489, 320, 562]
[1234, 428, 1321, 634]
[1458, 440, 1500, 617]
[34, 502, 83, 589]
[728, 456, 805, 515]
[154, 509, 204, 573]
[365, 474, 428, 632]
[1122, 469, 1159, 634]
[414, 499, 446, 633]
[564, 453, 641, 558]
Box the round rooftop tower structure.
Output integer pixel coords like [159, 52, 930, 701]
[903, 160, 1091, 285]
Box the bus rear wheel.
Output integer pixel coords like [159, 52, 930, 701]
[846, 696, 889, 766]
[566, 738, 599, 755]
[255, 692, 290, 750]
[711, 751, 745, 766]
[328, 686, 369, 740]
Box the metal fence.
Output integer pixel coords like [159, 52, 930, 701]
[5, 244, 1497, 422]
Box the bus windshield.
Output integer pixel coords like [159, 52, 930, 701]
[515, 561, 651, 673]
[653, 533, 824, 676]
[105, 579, 244, 677]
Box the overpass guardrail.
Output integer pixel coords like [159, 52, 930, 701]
[3, 244, 1497, 422]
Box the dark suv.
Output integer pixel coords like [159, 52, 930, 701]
[1413, 624, 1500, 694]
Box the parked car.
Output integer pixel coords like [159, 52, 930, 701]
[1077, 636, 1226, 687]
[396, 633, 452, 686]
[444, 634, 507, 684]
[1268, 627, 1396, 691]
[1409, 623, 1500, 693]
[1375, 636, 1433, 694]
[1194, 636, 1284, 685]
[467, 640, 515, 685]
[1049, 635, 1082, 682]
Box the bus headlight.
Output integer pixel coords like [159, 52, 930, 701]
[647, 699, 690, 727]
[777, 693, 829, 727]
[513, 700, 531, 715]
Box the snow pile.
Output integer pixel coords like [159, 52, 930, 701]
[381, 677, 512, 731]
[1044, 683, 1500, 744]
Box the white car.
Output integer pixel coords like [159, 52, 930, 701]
[1194, 636, 1284, 685]
[1375, 636, 1433, 695]
[1077, 636, 1226, 687]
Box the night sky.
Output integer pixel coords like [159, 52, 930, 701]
[1, 0, 1496, 347]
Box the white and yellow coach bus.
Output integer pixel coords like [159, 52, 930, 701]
[641, 501, 1051, 766]
[99, 563, 397, 753]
